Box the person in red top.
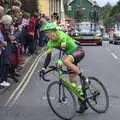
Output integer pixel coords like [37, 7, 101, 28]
[26, 13, 39, 55]
[27, 16, 36, 40]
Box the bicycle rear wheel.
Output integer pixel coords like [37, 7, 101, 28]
[86, 77, 109, 113]
[47, 81, 77, 120]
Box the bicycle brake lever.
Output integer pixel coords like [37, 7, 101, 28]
[38, 70, 50, 82]
[43, 77, 50, 82]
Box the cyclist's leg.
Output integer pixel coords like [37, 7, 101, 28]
[64, 48, 87, 113]
[63, 56, 80, 77]
[63, 47, 85, 84]
[68, 70, 77, 84]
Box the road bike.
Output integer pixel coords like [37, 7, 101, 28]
[39, 49, 109, 120]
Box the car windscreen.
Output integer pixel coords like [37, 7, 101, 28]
[75, 23, 100, 33]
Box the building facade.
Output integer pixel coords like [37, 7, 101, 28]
[65, 0, 99, 22]
[38, 0, 65, 22]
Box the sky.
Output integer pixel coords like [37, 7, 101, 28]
[96, 0, 119, 7]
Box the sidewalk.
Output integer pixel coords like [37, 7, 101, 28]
[0, 47, 46, 94]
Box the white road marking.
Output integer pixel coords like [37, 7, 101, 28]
[111, 53, 118, 59]
[105, 48, 119, 60]
[42, 96, 56, 100]
[5, 48, 47, 107]
[10, 51, 47, 107]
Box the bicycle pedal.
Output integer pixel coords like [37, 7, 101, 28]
[76, 105, 88, 114]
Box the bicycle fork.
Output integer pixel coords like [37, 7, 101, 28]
[58, 80, 66, 103]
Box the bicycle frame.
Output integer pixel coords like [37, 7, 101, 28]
[56, 68, 84, 100]
[41, 65, 85, 101]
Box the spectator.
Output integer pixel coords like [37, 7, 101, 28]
[0, 6, 11, 87]
[33, 13, 40, 54]
[25, 13, 38, 55]
[12, 0, 22, 8]
[21, 12, 30, 54]
[0, 30, 10, 87]
[39, 13, 48, 47]
[1, 13, 21, 83]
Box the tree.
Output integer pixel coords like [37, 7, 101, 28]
[100, 3, 112, 21]
[99, 3, 112, 27]
[109, 1, 120, 25]
[99, 1, 120, 28]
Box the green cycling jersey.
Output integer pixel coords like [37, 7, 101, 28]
[47, 31, 78, 55]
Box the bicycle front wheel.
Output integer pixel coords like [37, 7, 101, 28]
[47, 81, 77, 120]
[86, 77, 109, 113]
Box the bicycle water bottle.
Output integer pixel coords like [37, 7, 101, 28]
[71, 83, 77, 90]
[63, 80, 77, 92]
[77, 85, 83, 95]
[63, 80, 84, 100]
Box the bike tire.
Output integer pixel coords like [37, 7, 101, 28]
[86, 77, 109, 113]
[47, 81, 77, 120]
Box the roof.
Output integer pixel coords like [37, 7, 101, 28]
[67, 0, 95, 5]
[67, 0, 74, 5]
[88, 0, 96, 5]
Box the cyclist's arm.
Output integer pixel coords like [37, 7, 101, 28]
[44, 42, 53, 68]
[44, 51, 52, 68]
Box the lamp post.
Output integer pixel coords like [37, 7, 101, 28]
[92, 0, 99, 32]
[82, 7, 86, 21]
[68, 5, 72, 17]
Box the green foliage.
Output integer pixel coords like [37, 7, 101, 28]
[110, 4, 120, 16]
[100, 1, 120, 28]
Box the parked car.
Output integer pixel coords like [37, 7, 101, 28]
[103, 33, 109, 41]
[109, 24, 120, 44]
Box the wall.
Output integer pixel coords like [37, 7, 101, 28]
[38, 0, 50, 16]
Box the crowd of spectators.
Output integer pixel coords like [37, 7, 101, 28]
[0, 4, 49, 88]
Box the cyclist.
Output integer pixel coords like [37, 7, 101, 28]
[41, 22, 87, 113]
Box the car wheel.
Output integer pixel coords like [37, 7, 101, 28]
[114, 41, 117, 45]
[109, 40, 112, 44]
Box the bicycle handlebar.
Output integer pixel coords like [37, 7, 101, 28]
[39, 66, 68, 82]
[39, 48, 68, 82]
[39, 66, 55, 82]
